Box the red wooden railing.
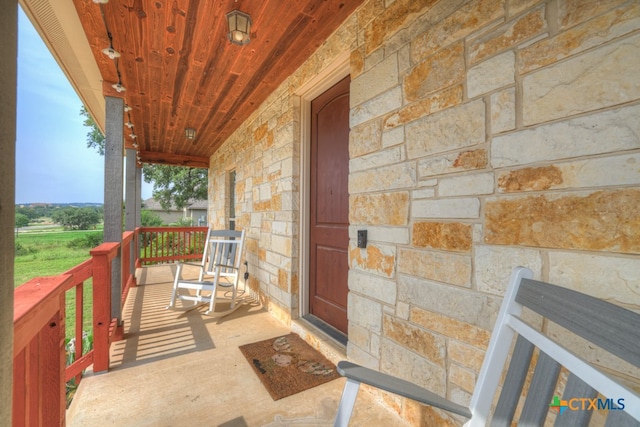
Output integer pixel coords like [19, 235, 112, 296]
[12, 242, 117, 427]
[12, 226, 207, 426]
[137, 226, 207, 266]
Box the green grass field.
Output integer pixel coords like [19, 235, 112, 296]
[14, 229, 102, 340]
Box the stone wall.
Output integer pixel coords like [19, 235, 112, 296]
[209, 0, 640, 424]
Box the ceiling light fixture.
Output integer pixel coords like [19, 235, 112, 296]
[112, 82, 126, 93]
[129, 132, 137, 139]
[125, 121, 134, 128]
[124, 104, 132, 112]
[92, 0, 109, 3]
[102, 45, 121, 59]
[185, 127, 197, 140]
[226, 10, 252, 45]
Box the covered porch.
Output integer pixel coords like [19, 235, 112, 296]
[66, 264, 405, 427]
[3, 1, 640, 426]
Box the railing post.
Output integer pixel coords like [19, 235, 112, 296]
[90, 243, 118, 373]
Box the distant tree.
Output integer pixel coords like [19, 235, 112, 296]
[52, 207, 101, 230]
[81, 108, 207, 210]
[142, 165, 207, 210]
[81, 106, 105, 156]
[16, 206, 38, 220]
[15, 213, 30, 232]
[141, 210, 164, 227]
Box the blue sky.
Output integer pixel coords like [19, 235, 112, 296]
[15, 8, 152, 204]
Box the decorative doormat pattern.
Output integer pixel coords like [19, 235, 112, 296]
[239, 333, 340, 400]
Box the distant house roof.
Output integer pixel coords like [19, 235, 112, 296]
[142, 198, 207, 211]
[187, 199, 208, 209]
[142, 198, 178, 212]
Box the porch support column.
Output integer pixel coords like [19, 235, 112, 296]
[125, 148, 139, 279]
[125, 148, 138, 231]
[0, 1, 17, 422]
[104, 96, 124, 322]
[136, 167, 142, 226]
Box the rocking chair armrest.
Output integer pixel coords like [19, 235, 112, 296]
[336, 361, 472, 419]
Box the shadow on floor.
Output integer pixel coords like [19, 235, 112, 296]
[110, 265, 263, 371]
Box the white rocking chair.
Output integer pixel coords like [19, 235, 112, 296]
[167, 228, 246, 315]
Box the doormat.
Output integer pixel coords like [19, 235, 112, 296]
[239, 333, 340, 400]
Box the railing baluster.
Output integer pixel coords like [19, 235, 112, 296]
[75, 282, 83, 384]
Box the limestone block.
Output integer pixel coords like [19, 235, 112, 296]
[412, 221, 472, 252]
[485, 189, 640, 254]
[348, 225, 410, 245]
[364, 41, 386, 72]
[438, 172, 494, 197]
[349, 146, 406, 173]
[448, 340, 486, 372]
[559, 0, 629, 30]
[348, 322, 372, 354]
[384, 84, 463, 129]
[507, 0, 539, 17]
[449, 364, 477, 394]
[498, 153, 640, 193]
[467, 51, 515, 99]
[549, 251, 640, 311]
[412, 187, 436, 199]
[350, 191, 410, 225]
[474, 245, 542, 296]
[469, 5, 546, 65]
[350, 119, 383, 158]
[357, 0, 385, 30]
[398, 44, 411, 75]
[396, 301, 410, 320]
[383, 314, 446, 367]
[346, 341, 379, 369]
[418, 149, 488, 178]
[351, 53, 399, 107]
[523, 32, 640, 126]
[349, 270, 397, 305]
[398, 248, 471, 287]
[519, 2, 640, 74]
[350, 46, 365, 78]
[364, 0, 438, 55]
[382, 126, 404, 148]
[492, 104, 640, 168]
[490, 87, 516, 134]
[404, 42, 465, 102]
[406, 99, 485, 160]
[271, 234, 292, 257]
[349, 242, 396, 278]
[410, 306, 490, 349]
[413, 197, 480, 219]
[349, 162, 416, 193]
[380, 338, 446, 395]
[348, 292, 383, 333]
[397, 274, 501, 330]
[497, 165, 562, 193]
[411, 0, 503, 63]
[350, 86, 403, 127]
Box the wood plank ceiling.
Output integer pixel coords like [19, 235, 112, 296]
[72, 0, 362, 168]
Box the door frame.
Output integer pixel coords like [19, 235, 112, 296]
[296, 51, 350, 319]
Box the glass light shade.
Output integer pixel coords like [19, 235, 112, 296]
[226, 10, 252, 45]
[185, 127, 197, 140]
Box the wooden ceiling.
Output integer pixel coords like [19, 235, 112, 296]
[72, 0, 362, 168]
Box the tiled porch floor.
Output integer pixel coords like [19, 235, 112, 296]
[67, 264, 409, 427]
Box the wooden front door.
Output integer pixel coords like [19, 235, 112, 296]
[309, 76, 350, 335]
